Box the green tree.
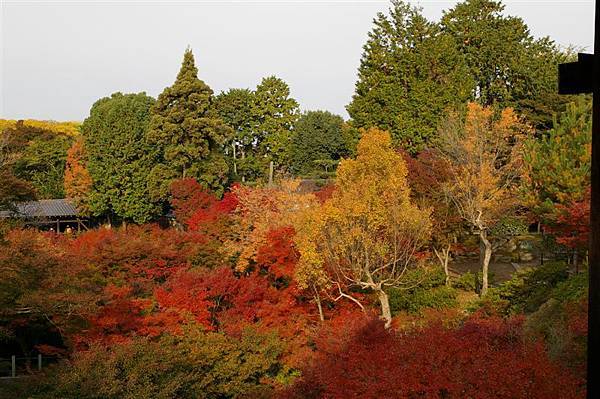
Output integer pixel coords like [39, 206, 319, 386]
[2, 121, 73, 199]
[13, 134, 72, 199]
[252, 76, 300, 170]
[440, 0, 572, 132]
[0, 127, 36, 212]
[82, 92, 160, 223]
[347, 1, 473, 153]
[214, 88, 256, 181]
[523, 98, 592, 219]
[148, 49, 232, 196]
[290, 111, 348, 175]
[12, 328, 282, 399]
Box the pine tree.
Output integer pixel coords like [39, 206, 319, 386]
[347, 1, 472, 153]
[147, 49, 232, 197]
[214, 88, 256, 181]
[523, 98, 592, 219]
[440, 0, 572, 133]
[82, 92, 160, 223]
[290, 111, 348, 175]
[252, 76, 300, 170]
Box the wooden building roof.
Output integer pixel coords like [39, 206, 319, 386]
[0, 199, 79, 219]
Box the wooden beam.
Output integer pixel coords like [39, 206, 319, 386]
[588, 2, 600, 398]
[558, 53, 595, 94]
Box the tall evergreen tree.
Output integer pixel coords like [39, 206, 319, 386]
[290, 111, 348, 175]
[523, 98, 592, 219]
[82, 92, 160, 223]
[214, 88, 256, 181]
[347, 1, 473, 153]
[147, 49, 232, 197]
[252, 76, 300, 170]
[440, 0, 573, 132]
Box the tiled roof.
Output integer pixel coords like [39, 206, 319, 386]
[0, 199, 79, 218]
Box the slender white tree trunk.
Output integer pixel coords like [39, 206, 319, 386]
[313, 284, 324, 322]
[232, 143, 237, 175]
[434, 245, 451, 286]
[377, 289, 392, 328]
[479, 229, 492, 296]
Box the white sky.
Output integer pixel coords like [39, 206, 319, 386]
[1, 1, 596, 121]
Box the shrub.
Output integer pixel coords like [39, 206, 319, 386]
[551, 270, 588, 303]
[285, 315, 584, 399]
[525, 298, 587, 378]
[497, 261, 570, 314]
[6, 328, 283, 399]
[388, 286, 457, 315]
[453, 271, 477, 291]
[387, 268, 457, 315]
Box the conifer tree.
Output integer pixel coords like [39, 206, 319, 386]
[82, 92, 160, 223]
[148, 49, 232, 197]
[290, 111, 348, 175]
[214, 88, 256, 181]
[347, 1, 472, 153]
[440, 0, 571, 132]
[252, 76, 300, 170]
[523, 98, 592, 219]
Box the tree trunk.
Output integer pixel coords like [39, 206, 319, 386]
[313, 284, 324, 322]
[268, 161, 274, 187]
[233, 144, 237, 176]
[377, 289, 392, 328]
[573, 249, 579, 274]
[434, 245, 451, 286]
[241, 149, 246, 183]
[479, 229, 492, 296]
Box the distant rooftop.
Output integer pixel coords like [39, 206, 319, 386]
[0, 198, 79, 219]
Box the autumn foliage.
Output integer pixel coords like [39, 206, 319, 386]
[286, 315, 584, 399]
[63, 138, 92, 213]
[0, 142, 589, 398]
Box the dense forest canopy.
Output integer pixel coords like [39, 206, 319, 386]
[0, 0, 592, 398]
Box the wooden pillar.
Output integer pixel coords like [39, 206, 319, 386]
[588, 2, 600, 397]
[38, 354, 42, 371]
[11, 355, 15, 378]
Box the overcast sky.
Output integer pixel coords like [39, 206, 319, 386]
[1, 0, 596, 121]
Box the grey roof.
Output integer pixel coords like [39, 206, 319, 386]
[0, 199, 79, 219]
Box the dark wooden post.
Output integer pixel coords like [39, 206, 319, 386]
[558, 4, 598, 397]
[589, 2, 600, 396]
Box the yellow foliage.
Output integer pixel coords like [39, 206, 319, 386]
[438, 103, 529, 230]
[0, 119, 81, 137]
[294, 128, 431, 294]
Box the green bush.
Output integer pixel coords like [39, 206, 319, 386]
[387, 268, 457, 314]
[388, 286, 458, 315]
[524, 298, 587, 377]
[453, 272, 476, 291]
[510, 261, 570, 313]
[3, 328, 283, 399]
[473, 261, 575, 315]
[551, 270, 588, 303]
[468, 262, 587, 318]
